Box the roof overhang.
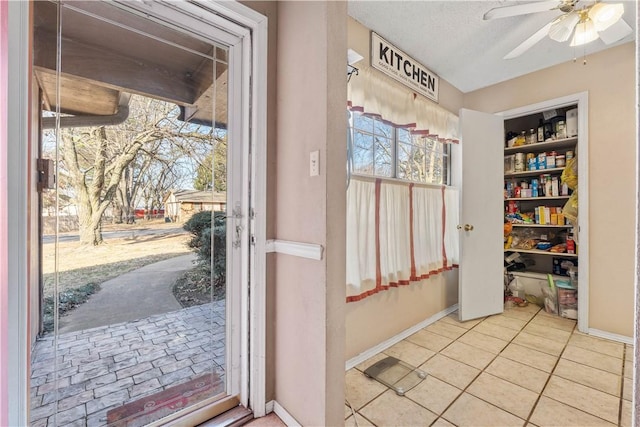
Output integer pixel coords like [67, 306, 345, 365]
[33, 1, 227, 128]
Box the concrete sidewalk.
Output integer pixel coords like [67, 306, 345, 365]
[58, 253, 197, 334]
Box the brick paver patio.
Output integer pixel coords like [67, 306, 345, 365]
[30, 302, 226, 427]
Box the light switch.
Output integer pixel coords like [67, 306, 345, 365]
[310, 150, 320, 176]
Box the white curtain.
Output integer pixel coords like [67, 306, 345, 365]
[346, 179, 377, 299]
[346, 177, 460, 302]
[412, 186, 443, 276]
[378, 181, 412, 286]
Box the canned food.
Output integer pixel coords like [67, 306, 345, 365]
[515, 153, 525, 172]
[556, 154, 566, 167]
[566, 150, 574, 160]
[537, 152, 546, 170]
[546, 151, 556, 169]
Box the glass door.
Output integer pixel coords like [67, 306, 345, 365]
[30, 1, 248, 425]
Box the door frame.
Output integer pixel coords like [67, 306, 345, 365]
[4, 1, 268, 424]
[498, 92, 589, 333]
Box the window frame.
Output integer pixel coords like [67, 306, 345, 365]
[348, 110, 451, 186]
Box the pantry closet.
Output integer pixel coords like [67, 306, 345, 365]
[499, 93, 589, 331]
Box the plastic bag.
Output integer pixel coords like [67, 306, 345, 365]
[561, 156, 578, 225]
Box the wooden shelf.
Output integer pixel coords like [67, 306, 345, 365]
[504, 248, 578, 257]
[504, 196, 570, 201]
[510, 224, 573, 228]
[507, 270, 570, 281]
[504, 168, 564, 178]
[504, 137, 577, 154]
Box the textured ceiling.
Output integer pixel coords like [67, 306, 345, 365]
[348, 0, 636, 93]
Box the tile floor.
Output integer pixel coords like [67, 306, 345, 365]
[345, 305, 633, 427]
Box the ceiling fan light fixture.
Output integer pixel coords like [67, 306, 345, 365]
[588, 2, 624, 31]
[570, 17, 599, 46]
[549, 11, 580, 42]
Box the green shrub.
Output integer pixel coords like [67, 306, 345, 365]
[183, 211, 226, 292]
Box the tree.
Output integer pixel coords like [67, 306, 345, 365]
[58, 95, 215, 245]
[193, 137, 227, 192]
[138, 159, 181, 219]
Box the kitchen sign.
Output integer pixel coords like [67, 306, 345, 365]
[371, 32, 439, 103]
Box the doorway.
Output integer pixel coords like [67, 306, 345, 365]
[11, 1, 266, 425]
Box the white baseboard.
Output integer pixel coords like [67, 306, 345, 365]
[345, 304, 459, 371]
[265, 400, 301, 427]
[265, 400, 275, 414]
[588, 328, 634, 345]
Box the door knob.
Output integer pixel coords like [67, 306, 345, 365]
[457, 224, 474, 231]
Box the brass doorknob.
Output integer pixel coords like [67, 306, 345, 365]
[465, 224, 474, 231]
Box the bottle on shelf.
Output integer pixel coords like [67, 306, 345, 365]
[526, 129, 536, 145]
[566, 234, 576, 254]
[551, 176, 559, 197]
[544, 176, 553, 197]
[537, 119, 545, 142]
[543, 120, 554, 140]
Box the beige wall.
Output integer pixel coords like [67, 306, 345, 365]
[345, 18, 465, 360]
[346, 272, 458, 360]
[348, 17, 464, 116]
[271, 2, 347, 425]
[464, 42, 636, 337]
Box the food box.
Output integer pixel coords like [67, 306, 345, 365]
[552, 257, 578, 276]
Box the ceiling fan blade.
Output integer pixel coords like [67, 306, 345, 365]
[484, 0, 560, 20]
[598, 18, 633, 44]
[504, 21, 554, 59]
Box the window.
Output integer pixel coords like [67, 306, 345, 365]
[349, 111, 450, 185]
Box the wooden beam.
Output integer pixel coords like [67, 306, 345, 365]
[35, 69, 120, 116]
[34, 28, 212, 105]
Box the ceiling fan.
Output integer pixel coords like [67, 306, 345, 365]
[484, 0, 633, 59]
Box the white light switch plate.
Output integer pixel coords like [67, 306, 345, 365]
[310, 150, 319, 176]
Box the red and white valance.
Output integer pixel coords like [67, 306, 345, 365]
[348, 67, 460, 143]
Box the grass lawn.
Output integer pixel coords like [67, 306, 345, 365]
[42, 220, 192, 298]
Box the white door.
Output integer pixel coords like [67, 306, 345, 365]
[457, 109, 504, 321]
[26, 2, 257, 426]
